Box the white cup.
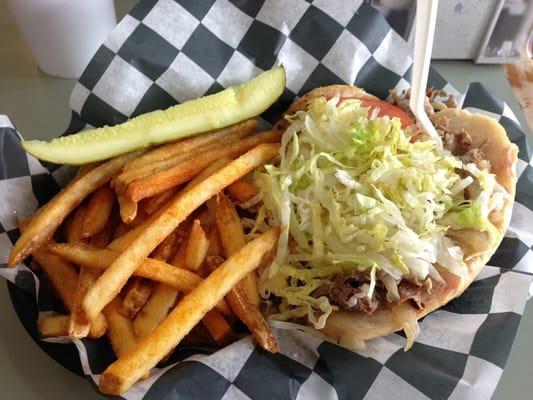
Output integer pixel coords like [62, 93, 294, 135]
[5, 0, 117, 78]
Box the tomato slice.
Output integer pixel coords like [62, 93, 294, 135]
[360, 99, 414, 128]
[334, 96, 414, 128]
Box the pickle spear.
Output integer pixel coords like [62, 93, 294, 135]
[22, 66, 286, 165]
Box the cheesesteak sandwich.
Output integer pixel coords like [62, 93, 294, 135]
[251, 85, 517, 349]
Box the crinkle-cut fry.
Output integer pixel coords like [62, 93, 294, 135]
[9, 152, 138, 266]
[99, 228, 279, 395]
[125, 131, 280, 202]
[67, 204, 87, 244]
[82, 185, 115, 238]
[103, 297, 138, 358]
[69, 226, 113, 338]
[184, 220, 210, 272]
[216, 193, 260, 308]
[38, 315, 70, 337]
[122, 120, 257, 172]
[133, 283, 179, 337]
[120, 278, 154, 319]
[227, 179, 259, 204]
[31, 250, 108, 338]
[118, 192, 138, 224]
[83, 144, 280, 322]
[141, 188, 178, 216]
[201, 309, 233, 345]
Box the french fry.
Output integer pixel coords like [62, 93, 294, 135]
[216, 193, 261, 307]
[68, 225, 113, 338]
[67, 205, 91, 338]
[99, 228, 279, 395]
[169, 237, 233, 319]
[206, 255, 225, 270]
[117, 142, 231, 191]
[113, 222, 130, 240]
[82, 185, 115, 238]
[150, 231, 178, 262]
[227, 179, 259, 204]
[47, 243, 203, 293]
[184, 220, 210, 272]
[19, 163, 97, 243]
[134, 232, 180, 337]
[66, 204, 87, 244]
[120, 278, 153, 319]
[91, 212, 120, 248]
[206, 227, 223, 257]
[231, 284, 277, 348]
[118, 192, 138, 224]
[75, 163, 99, 180]
[108, 203, 169, 251]
[32, 250, 108, 338]
[169, 237, 187, 269]
[69, 267, 104, 338]
[121, 120, 257, 173]
[204, 254, 278, 353]
[38, 315, 70, 337]
[205, 196, 217, 227]
[177, 158, 231, 230]
[9, 152, 138, 266]
[33, 251, 78, 308]
[125, 132, 280, 202]
[83, 144, 280, 322]
[102, 297, 138, 358]
[201, 310, 233, 345]
[182, 158, 231, 193]
[133, 283, 179, 337]
[47, 241, 236, 320]
[141, 188, 178, 215]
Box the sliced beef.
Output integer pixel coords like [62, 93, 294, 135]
[460, 148, 491, 170]
[389, 88, 457, 117]
[314, 267, 443, 314]
[455, 167, 482, 200]
[437, 125, 473, 156]
[398, 280, 424, 309]
[313, 270, 380, 315]
[398, 278, 443, 309]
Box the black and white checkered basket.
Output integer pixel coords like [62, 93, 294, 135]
[1, 1, 533, 399]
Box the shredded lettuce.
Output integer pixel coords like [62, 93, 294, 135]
[254, 96, 504, 328]
[440, 203, 489, 231]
